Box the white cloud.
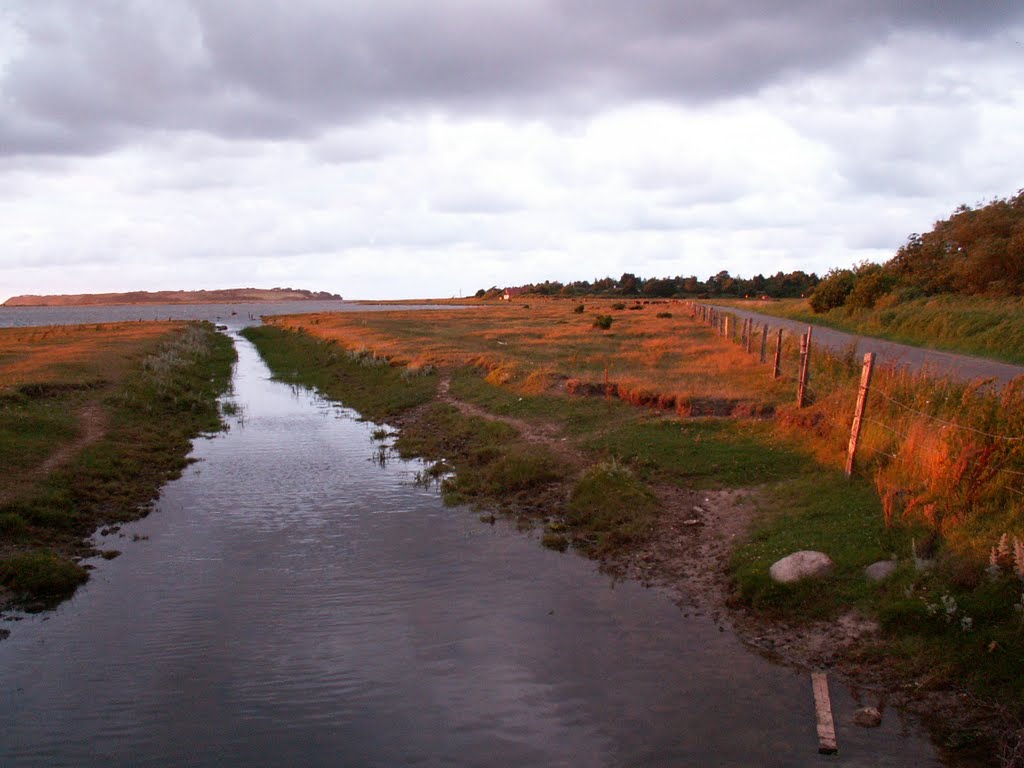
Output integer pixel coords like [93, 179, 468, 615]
[1, 3, 1022, 300]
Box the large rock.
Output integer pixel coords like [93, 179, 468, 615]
[769, 551, 834, 584]
[865, 560, 898, 582]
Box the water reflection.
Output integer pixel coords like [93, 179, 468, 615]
[0, 332, 944, 766]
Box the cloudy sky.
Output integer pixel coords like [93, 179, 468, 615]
[2, 1, 1022, 300]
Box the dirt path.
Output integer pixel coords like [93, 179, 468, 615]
[435, 376, 582, 468]
[708, 304, 1024, 386]
[0, 403, 107, 508]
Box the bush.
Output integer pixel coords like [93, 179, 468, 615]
[846, 263, 896, 310]
[809, 268, 855, 313]
[593, 315, 614, 330]
[573, 304, 585, 314]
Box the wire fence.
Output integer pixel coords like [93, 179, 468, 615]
[685, 301, 1024, 510]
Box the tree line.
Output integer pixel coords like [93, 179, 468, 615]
[475, 269, 820, 301]
[809, 189, 1024, 312]
[477, 188, 1024, 310]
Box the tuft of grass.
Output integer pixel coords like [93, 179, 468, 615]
[592, 314, 614, 330]
[565, 460, 660, 555]
[0, 550, 88, 597]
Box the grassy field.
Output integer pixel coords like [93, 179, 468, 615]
[245, 297, 1024, 757]
[0, 321, 235, 609]
[713, 294, 1024, 365]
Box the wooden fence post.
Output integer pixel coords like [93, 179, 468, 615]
[759, 322, 768, 363]
[797, 326, 812, 407]
[797, 333, 808, 404]
[772, 329, 783, 379]
[723, 315, 728, 338]
[745, 320, 753, 354]
[845, 352, 876, 478]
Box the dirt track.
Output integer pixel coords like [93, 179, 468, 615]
[707, 304, 1024, 386]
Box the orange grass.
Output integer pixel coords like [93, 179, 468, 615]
[0, 322, 187, 390]
[269, 299, 795, 415]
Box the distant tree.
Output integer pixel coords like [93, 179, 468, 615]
[618, 272, 640, 294]
[641, 277, 677, 297]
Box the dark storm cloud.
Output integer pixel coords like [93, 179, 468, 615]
[1, 0, 1021, 157]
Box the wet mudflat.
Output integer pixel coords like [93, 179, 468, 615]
[0, 331, 944, 767]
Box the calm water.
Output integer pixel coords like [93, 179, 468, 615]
[0, 326, 945, 766]
[0, 300, 455, 329]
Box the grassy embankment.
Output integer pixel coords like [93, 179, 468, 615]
[713, 294, 1024, 366]
[243, 299, 1024, 747]
[0, 321, 235, 609]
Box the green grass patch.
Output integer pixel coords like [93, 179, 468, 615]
[583, 418, 808, 488]
[0, 397, 80, 470]
[394, 403, 567, 510]
[0, 549, 88, 597]
[241, 325, 437, 421]
[731, 473, 909, 618]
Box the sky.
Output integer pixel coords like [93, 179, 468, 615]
[2, 2, 1022, 301]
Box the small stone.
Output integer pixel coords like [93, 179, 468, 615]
[682, 519, 702, 526]
[769, 551, 834, 584]
[854, 707, 882, 728]
[865, 560, 898, 582]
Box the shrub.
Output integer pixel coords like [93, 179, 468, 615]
[846, 265, 895, 310]
[593, 315, 614, 330]
[809, 268, 855, 313]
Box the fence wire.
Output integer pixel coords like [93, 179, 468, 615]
[872, 387, 1024, 442]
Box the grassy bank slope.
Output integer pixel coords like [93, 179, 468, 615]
[0, 321, 235, 610]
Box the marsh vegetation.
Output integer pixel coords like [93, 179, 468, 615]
[0, 321, 235, 608]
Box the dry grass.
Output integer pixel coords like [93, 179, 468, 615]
[268, 299, 794, 416]
[0, 322, 185, 391]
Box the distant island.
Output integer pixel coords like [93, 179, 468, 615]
[2, 287, 343, 307]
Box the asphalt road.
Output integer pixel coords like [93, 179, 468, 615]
[704, 304, 1024, 387]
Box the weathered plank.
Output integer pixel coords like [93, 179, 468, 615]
[811, 671, 838, 755]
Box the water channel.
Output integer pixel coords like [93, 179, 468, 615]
[0, 319, 946, 766]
